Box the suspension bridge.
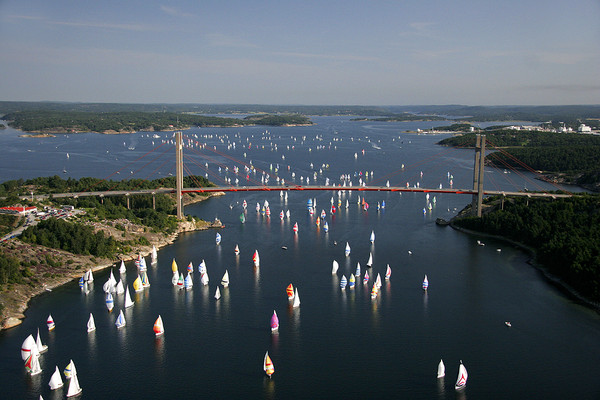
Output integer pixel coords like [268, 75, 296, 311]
[38, 131, 571, 219]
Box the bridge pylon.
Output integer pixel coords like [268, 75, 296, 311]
[471, 134, 486, 217]
[175, 131, 184, 219]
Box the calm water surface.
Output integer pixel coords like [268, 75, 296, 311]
[0, 117, 598, 399]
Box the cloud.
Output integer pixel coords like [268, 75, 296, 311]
[160, 5, 196, 18]
[521, 84, 600, 93]
[269, 50, 378, 63]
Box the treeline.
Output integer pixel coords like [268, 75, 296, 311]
[438, 130, 600, 148]
[243, 114, 312, 125]
[453, 195, 600, 303]
[350, 114, 446, 122]
[2, 110, 312, 133]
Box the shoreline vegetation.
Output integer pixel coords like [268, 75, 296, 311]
[449, 194, 600, 310]
[0, 175, 220, 330]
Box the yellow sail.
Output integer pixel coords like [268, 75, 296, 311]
[171, 258, 178, 273]
[133, 275, 143, 292]
[264, 351, 274, 378]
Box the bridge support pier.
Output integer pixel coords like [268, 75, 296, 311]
[175, 131, 184, 219]
[471, 134, 486, 217]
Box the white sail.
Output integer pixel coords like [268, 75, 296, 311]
[293, 288, 300, 308]
[437, 359, 445, 378]
[214, 286, 221, 300]
[172, 271, 179, 286]
[115, 280, 125, 294]
[87, 313, 96, 333]
[184, 273, 193, 290]
[151, 245, 158, 263]
[21, 334, 36, 361]
[66, 361, 82, 397]
[370, 230, 375, 243]
[366, 252, 373, 267]
[201, 271, 209, 286]
[124, 287, 134, 308]
[29, 354, 42, 376]
[332, 260, 339, 274]
[85, 268, 94, 282]
[455, 361, 468, 389]
[115, 309, 126, 328]
[48, 365, 64, 390]
[221, 270, 230, 287]
[119, 260, 126, 274]
[345, 242, 351, 256]
[36, 328, 48, 353]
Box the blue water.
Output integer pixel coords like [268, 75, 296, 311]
[1, 117, 598, 399]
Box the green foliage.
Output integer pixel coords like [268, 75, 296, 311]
[454, 195, 600, 302]
[0, 251, 24, 284]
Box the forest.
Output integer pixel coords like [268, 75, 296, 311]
[453, 195, 600, 303]
[2, 110, 312, 133]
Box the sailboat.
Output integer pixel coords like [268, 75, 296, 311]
[286, 284, 294, 300]
[171, 258, 178, 273]
[437, 359, 445, 378]
[292, 288, 300, 307]
[177, 273, 184, 289]
[36, 328, 48, 353]
[21, 334, 36, 361]
[115, 279, 125, 294]
[124, 287, 134, 308]
[151, 245, 158, 264]
[133, 275, 143, 292]
[187, 262, 194, 273]
[323, 221, 329, 232]
[270, 310, 279, 332]
[141, 270, 150, 288]
[422, 274, 429, 291]
[198, 259, 207, 275]
[115, 309, 126, 328]
[286, 210, 290, 218]
[385, 264, 392, 280]
[345, 242, 351, 256]
[349, 274, 356, 289]
[370, 230, 375, 243]
[48, 365, 64, 390]
[363, 270, 370, 284]
[47, 314, 55, 331]
[264, 351, 274, 378]
[355, 262, 361, 278]
[366, 252, 373, 267]
[253, 250, 260, 267]
[293, 222, 298, 233]
[214, 286, 221, 300]
[172, 271, 179, 286]
[201, 271, 209, 286]
[234, 244, 240, 255]
[153, 315, 164, 336]
[340, 275, 347, 290]
[332, 260, 339, 274]
[63, 359, 74, 379]
[84, 268, 94, 282]
[375, 273, 382, 289]
[25, 353, 42, 376]
[455, 361, 468, 390]
[215, 232, 222, 245]
[106, 292, 114, 312]
[119, 260, 126, 274]
[66, 360, 82, 397]
[87, 313, 96, 333]
[221, 270, 230, 287]
[184, 272, 193, 290]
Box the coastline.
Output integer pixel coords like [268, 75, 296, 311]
[449, 219, 600, 311]
[0, 192, 225, 331]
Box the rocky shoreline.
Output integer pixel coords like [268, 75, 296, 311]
[0, 192, 225, 331]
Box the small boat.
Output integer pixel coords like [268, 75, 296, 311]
[455, 361, 468, 390]
[385, 264, 391, 280]
[153, 315, 165, 336]
[281, 245, 288, 250]
[422, 275, 429, 291]
[242, 199, 247, 209]
[21, 334, 36, 361]
[177, 273, 184, 289]
[87, 313, 96, 333]
[138, 256, 147, 271]
[36, 328, 48, 353]
[66, 360, 82, 397]
[151, 245, 158, 264]
[84, 268, 94, 282]
[366, 252, 373, 267]
[505, 321, 512, 327]
[340, 275, 347, 290]
[375, 273, 382, 289]
[293, 288, 300, 307]
[437, 359, 445, 378]
[119, 260, 126, 274]
[201, 271, 209, 286]
[221, 270, 230, 287]
[198, 259, 207, 275]
[286, 284, 294, 300]
[293, 222, 298, 233]
[316, 216, 320, 226]
[184, 273, 193, 290]
[48, 365, 64, 390]
[256, 202, 260, 212]
[115, 309, 126, 328]
[323, 221, 329, 232]
[345, 242, 351, 256]
[172, 271, 179, 286]
[115, 280, 125, 294]
[216, 232, 222, 245]
[187, 262, 194, 273]
[47, 314, 55, 331]
[477, 240, 485, 246]
[279, 210, 284, 220]
[349, 274, 356, 289]
[106, 292, 114, 312]
[234, 244, 240, 255]
[63, 359, 74, 379]
[332, 260, 339, 274]
[264, 351, 274, 378]
[363, 270, 370, 284]
[25, 354, 42, 376]
[214, 286, 221, 300]
[253, 250, 260, 267]
[124, 287, 134, 308]
[286, 210, 290, 218]
[171, 258, 178, 273]
[133, 275, 143, 292]
[270, 310, 279, 332]
[355, 262, 361, 278]
[370, 230, 375, 243]
[370, 284, 378, 299]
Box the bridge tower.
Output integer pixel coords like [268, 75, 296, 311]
[471, 134, 486, 217]
[175, 131, 184, 219]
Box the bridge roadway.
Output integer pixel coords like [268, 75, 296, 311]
[38, 185, 571, 199]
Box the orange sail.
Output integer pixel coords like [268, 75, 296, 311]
[286, 284, 294, 300]
[153, 315, 164, 336]
[263, 351, 274, 378]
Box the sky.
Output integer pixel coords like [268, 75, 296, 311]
[1, 0, 599, 106]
